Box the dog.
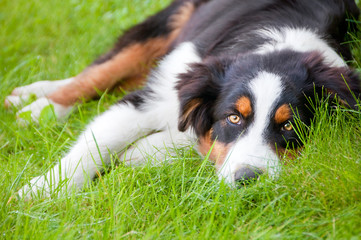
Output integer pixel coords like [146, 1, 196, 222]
[7, 0, 361, 199]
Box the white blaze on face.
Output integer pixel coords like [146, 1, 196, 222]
[218, 71, 283, 184]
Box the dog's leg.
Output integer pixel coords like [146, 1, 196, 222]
[17, 102, 154, 198]
[7, 1, 196, 122]
[17, 41, 201, 199]
[18, 106, 194, 199]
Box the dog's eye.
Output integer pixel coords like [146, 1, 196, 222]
[282, 122, 293, 131]
[227, 114, 241, 125]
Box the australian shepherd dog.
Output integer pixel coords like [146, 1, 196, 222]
[7, 0, 360, 199]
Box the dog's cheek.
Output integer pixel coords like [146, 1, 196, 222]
[197, 129, 231, 169]
[271, 145, 303, 165]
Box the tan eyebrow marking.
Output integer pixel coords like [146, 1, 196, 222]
[235, 96, 252, 118]
[274, 104, 291, 124]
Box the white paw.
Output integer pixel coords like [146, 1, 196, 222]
[17, 97, 72, 123]
[11, 78, 73, 97]
[5, 95, 31, 108]
[6, 78, 74, 109]
[17, 175, 50, 200]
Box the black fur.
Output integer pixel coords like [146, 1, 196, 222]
[176, 0, 360, 144]
[92, 1, 186, 65]
[95, 0, 360, 156]
[178, 48, 361, 149]
[92, 0, 213, 65]
[176, 0, 359, 59]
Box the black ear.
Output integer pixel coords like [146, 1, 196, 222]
[176, 58, 229, 136]
[303, 52, 361, 109]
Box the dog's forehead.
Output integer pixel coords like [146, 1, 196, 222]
[248, 71, 283, 104]
[220, 70, 285, 115]
[245, 71, 284, 130]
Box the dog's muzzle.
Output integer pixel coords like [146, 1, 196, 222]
[234, 165, 264, 184]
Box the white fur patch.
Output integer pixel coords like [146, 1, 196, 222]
[218, 72, 283, 184]
[18, 42, 200, 199]
[255, 27, 346, 67]
[11, 78, 74, 97]
[17, 97, 72, 123]
[7, 78, 74, 122]
[5, 95, 30, 108]
[119, 129, 194, 166]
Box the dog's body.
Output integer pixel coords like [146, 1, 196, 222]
[8, 0, 361, 198]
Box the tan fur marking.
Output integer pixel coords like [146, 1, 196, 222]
[183, 98, 201, 119]
[169, 2, 195, 30]
[48, 2, 195, 106]
[48, 39, 171, 105]
[274, 104, 291, 124]
[116, 73, 148, 92]
[274, 146, 302, 165]
[198, 130, 230, 169]
[235, 96, 252, 118]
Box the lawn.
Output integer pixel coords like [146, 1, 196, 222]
[1, 0, 361, 239]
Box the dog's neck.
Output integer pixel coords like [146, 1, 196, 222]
[254, 27, 346, 68]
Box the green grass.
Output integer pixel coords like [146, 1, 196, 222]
[1, 0, 361, 239]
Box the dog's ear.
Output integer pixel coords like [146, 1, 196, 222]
[176, 58, 229, 136]
[303, 52, 361, 109]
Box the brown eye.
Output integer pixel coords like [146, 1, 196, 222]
[282, 122, 293, 131]
[228, 114, 241, 124]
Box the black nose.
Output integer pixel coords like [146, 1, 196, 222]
[234, 166, 263, 184]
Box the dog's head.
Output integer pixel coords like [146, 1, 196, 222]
[177, 50, 360, 184]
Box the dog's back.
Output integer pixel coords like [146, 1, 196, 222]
[175, 0, 359, 59]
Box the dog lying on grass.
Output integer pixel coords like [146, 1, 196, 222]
[6, 0, 361, 199]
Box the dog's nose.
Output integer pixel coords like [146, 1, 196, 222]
[234, 166, 263, 184]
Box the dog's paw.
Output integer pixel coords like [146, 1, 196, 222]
[17, 175, 50, 200]
[5, 81, 55, 109]
[16, 98, 72, 123]
[11, 78, 74, 97]
[5, 78, 74, 109]
[5, 95, 31, 108]
[11, 81, 52, 97]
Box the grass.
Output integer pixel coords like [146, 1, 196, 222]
[1, 0, 361, 239]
